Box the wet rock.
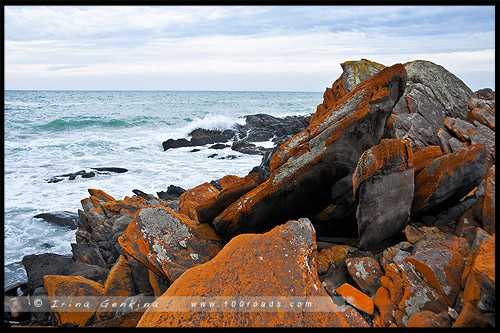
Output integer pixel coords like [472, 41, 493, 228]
[22, 253, 109, 292]
[345, 257, 383, 296]
[157, 185, 185, 201]
[412, 144, 487, 214]
[209, 143, 229, 149]
[47, 168, 127, 183]
[43, 275, 104, 327]
[118, 206, 222, 283]
[213, 64, 407, 239]
[91, 167, 128, 173]
[33, 211, 79, 230]
[353, 139, 414, 250]
[137, 218, 352, 327]
[189, 148, 201, 152]
[231, 140, 270, 155]
[336, 283, 374, 315]
[162, 138, 191, 150]
[207, 153, 218, 158]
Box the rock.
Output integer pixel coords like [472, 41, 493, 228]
[316, 244, 356, 275]
[118, 206, 222, 283]
[455, 234, 495, 327]
[157, 185, 185, 201]
[71, 243, 107, 267]
[137, 218, 352, 327]
[209, 143, 228, 149]
[474, 165, 495, 234]
[189, 128, 234, 146]
[43, 275, 104, 327]
[213, 64, 407, 239]
[345, 257, 383, 295]
[405, 230, 469, 306]
[353, 139, 414, 250]
[127, 257, 154, 295]
[91, 167, 128, 173]
[373, 286, 394, 327]
[90, 294, 148, 327]
[47, 168, 126, 183]
[335, 283, 374, 315]
[207, 153, 218, 158]
[412, 144, 487, 214]
[22, 253, 109, 292]
[33, 211, 79, 230]
[189, 148, 201, 152]
[178, 182, 221, 221]
[406, 311, 450, 327]
[444, 117, 495, 164]
[102, 255, 135, 297]
[467, 89, 495, 130]
[412, 146, 443, 174]
[231, 140, 269, 155]
[320, 263, 350, 297]
[162, 138, 191, 150]
[311, 59, 385, 124]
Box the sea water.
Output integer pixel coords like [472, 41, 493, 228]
[4, 90, 322, 287]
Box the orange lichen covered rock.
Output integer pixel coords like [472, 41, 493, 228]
[196, 171, 265, 223]
[353, 139, 415, 249]
[178, 182, 220, 221]
[373, 286, 394, 327]
[412, 145, 443, 173]
[406, 311, 450, 327]
[213, 64, 406, 238]
[311, 59, 386, 124]
[480, 165, 495, 233]
[413, 144, 487, 214]
[352, 138, 413, 196]
[103, 255, 135, 297]
[335, 283, 374, 315]
[137, 218, 352, 327]
[118, 206, 221, 283]
[467, 88, 495, 131]
[43, 275, 104, 327]
[316, 245, 355, 275]
[455, 234, 495, 327]
[345, 257, 383, 295]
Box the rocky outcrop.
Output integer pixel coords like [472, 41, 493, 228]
[212, 64, 407, 239]
[47, 168, 127, 183]
[162, 114, 310, 156]
[353, 139, 414, 249]
[33, 211, 80, 230]
[137, 219, 356, 327]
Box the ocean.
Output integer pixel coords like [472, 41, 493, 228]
[3, 90, 322, 287]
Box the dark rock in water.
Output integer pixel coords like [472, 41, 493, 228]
[157, 185, 186, 201]
[353, 139, 415, 250]
[21, 253, 109, 292]
[4, 282, 28, 297]
[33, 211, 79, 230]
[212, 64, 407, 239]
[189, 148, 201, 152]
[208, 153, 218, 158]
[162, 138, 191, 150]
[91, 167, 128, 173]
[81, 171, 96, 178]
[189, 128, 235, 146]
[41, 242, 54, 249]
[231, 140, 270, 155]
[218, 155, 238, 160]
[209, 143, 229, 150]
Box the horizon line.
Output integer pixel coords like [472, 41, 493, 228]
[5, 89, 324, 93]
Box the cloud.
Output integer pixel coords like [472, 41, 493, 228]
[4, 6, 495, 91]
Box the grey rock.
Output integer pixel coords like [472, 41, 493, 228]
[33, 211, 79, 230]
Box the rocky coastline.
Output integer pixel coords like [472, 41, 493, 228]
[4, 59, 495, 327]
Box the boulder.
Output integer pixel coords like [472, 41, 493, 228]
[345, 257, 383, 296]
[178, 182, 222, 221]
[412, 144, 487, 214]
[406, 311, 450, 327]
[213, 64, 407, 239]
[118, 206, 222, 283]
[412, 146, 443, 174]
[33, 211, 79, 230]
[102, 255, 135, 297]
[43, 275, 104, 327]
[352, 139, 414, 250]
[335, 283, 374, 315]
[455, 234, 495, 327]
[137, 218, 352, 327]
[21, 253, 109, 292]
[467, 89, 495, 130]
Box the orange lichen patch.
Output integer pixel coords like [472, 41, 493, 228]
[101, 195, 147, 217]
[468, 107, 495, 131]
[443, 117, 477, 142]
[137, 219, 351, 327]
[43, 275, 104, 327]
[148, 270, 167, 297]
[453, 302, 493, 327]
[336, 283, 374, 315]
[462, 234, 495, 305]
[88, 189, 116, 203]
[214, 64, 407, 238]
[413, 144, 487, 212]
[316, 245, 353, 275]
[178, 182, 220, 221]
[412, 145, 443, 173]
[342, 305, 371, 327]
[217, 175, 243, 188]
[352, 138, 413, 197]
[196, 172, 264, 223]
[406, 311, 450, 327]
[481, 166, 495, 234]
[373, 287, 394, 327]
[103, 255, 135, 297]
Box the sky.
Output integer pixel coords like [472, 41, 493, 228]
[4, 6, 496, 91]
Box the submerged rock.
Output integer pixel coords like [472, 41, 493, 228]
[47, 168, 127, 183]
[33, 211, 79, 230]
[137, 218, 353, 327]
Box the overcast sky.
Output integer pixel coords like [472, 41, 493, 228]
[5, 6, 495, 91]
